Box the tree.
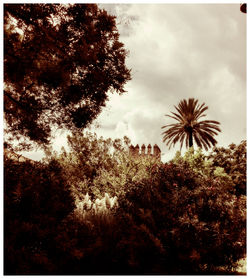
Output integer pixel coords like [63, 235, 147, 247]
[208, 141, 246, 195]
[162, 98, 221, 150]
[117, 161, 246, 274]
[46, 132, 159, 199]
[4, 4, 131, 150]
[172, 147, 234, 193]
[4, 134, 246, 274]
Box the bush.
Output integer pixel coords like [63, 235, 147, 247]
[4, 157, 75, 274]
[116, 161, 246, 274]
[52, 157, 246, 275]
[5, 138, 246, 275]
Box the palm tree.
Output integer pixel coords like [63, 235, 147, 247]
[162, 98, 221, 150]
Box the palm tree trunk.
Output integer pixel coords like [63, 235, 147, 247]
[189, 130, 193, 148]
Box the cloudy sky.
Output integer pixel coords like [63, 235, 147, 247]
[23, 3, 246, 162]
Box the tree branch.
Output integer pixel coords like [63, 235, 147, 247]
[4, 90, 26, 110]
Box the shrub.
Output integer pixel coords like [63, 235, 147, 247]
[117, 161, 246, 274]
[4, 157, 75, 274]
[5, 139, 246, 275]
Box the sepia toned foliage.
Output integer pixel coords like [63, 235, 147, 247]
[4, 4, 131, 150]
[48, 132, 160, 199]
[116, 161, 246, 274]
[208, 140, 246, 195]
[172, 147, 234, 192]
[4, 157, 74, 274]
[4, 135, 246, 275]
[4, 3, 245, 275]
[162, 98, 221, 150]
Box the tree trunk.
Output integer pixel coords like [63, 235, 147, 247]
[188, 130, 193, 148]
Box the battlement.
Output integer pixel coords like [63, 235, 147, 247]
[129, 144, 161, 160]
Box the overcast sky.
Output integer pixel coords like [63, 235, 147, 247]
[23, 3, 246, 162]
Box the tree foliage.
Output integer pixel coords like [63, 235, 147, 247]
[172, 147, 213, 176]
[47, 132, 159, 199]
[208, 141, 246, 195]
[4, 157, 74, 274]
[172, 147, 234, 192]
[4, 4, 131, 150]
[117, 161, 246, 274]
[162, 98, 221, 150]
[4, 134, 246, 275]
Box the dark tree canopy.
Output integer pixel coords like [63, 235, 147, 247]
[162, 98, 221, 150]
[4, 4, 131, 150]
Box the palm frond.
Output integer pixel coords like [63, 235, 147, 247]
[162, 98, 221, 150]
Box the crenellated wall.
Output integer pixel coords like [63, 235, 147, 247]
[129, 144, 161, 160]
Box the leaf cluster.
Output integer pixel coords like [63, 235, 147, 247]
[162, 98, 221, 150]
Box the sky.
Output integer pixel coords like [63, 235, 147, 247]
[22, 3, 247, 162]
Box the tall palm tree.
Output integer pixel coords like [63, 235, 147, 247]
[162, 98, 221, 150]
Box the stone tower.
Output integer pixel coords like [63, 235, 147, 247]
[135, 144, 139, 156]
[129, 145, 135, 157]
[129, 143, 161, 161]
[153, 144, 161, 159]
[147, 144, 152, 155]
[141, 144, 146, 155]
